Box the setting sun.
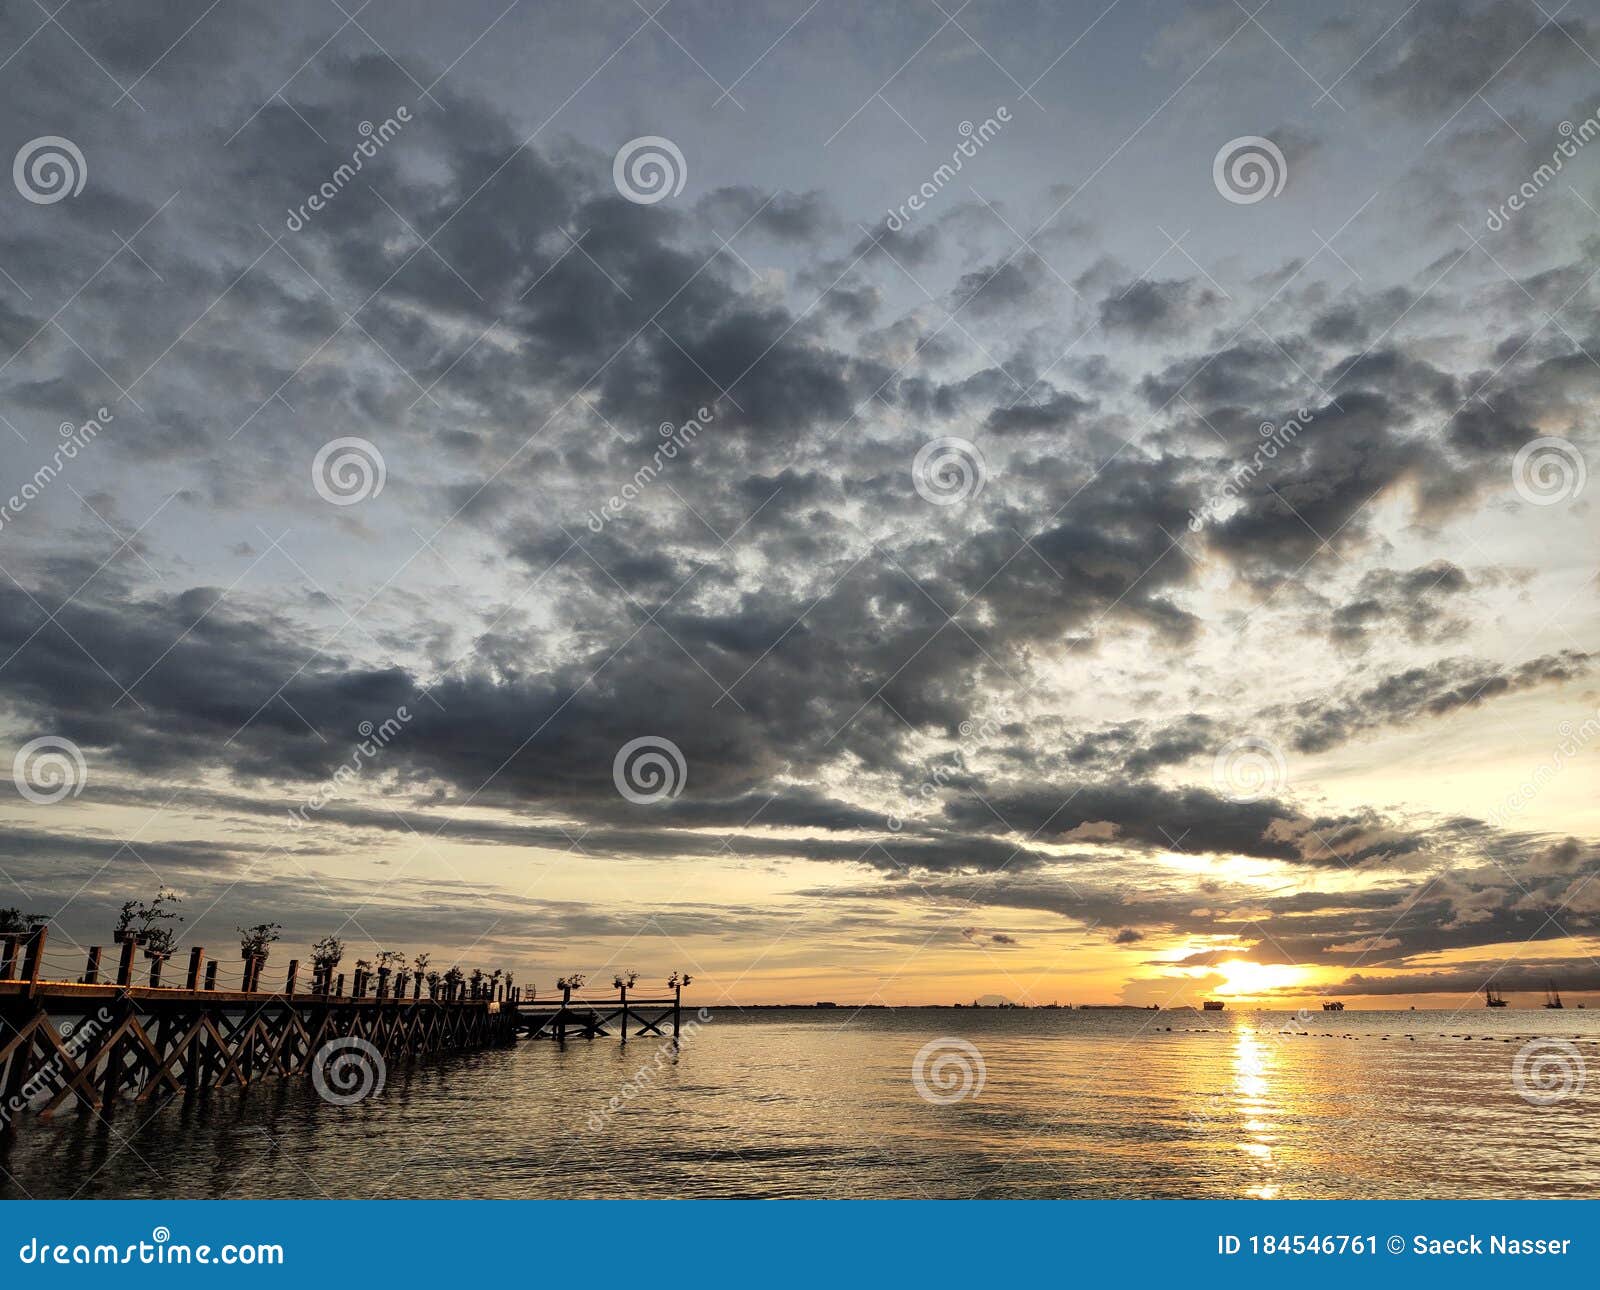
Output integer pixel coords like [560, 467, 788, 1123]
[1211, 960, 1308, 998]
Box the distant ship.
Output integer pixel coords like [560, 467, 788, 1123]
[1202, 1000, 1225, 1011]
[1322, 1001, 1345, 1011]
[1485, 987, 1508, 1008]
[1545, 982, 1564, 1010]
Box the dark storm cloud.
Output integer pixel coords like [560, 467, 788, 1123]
[1288, 651, 1594, 754]
[1327, 561, 1474, 646]
[1358, 0, 1600, 113]
[1099, 278, 1224, 337]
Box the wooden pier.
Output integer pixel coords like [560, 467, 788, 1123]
[514, 983, 685, 1041]
[0, 927, 522, 1122]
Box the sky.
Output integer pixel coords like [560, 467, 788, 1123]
[0, 0, 1595, 1008]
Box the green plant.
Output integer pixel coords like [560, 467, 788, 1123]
[311, 935, 345, 973]
[116, 889, 183, 953]
[0, 908, 46, 934]
[236, 922, 281, 962]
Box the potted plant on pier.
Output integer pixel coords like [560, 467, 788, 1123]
[113, 888, 182, 946]
[613, 971, 638, 991]
[376, 949, 405, 997]
[425, 969, 441, 999]
[237, 922, 281, 991]
[311, 934, 344, 993]
[468, 967, 485, 999]
[666, 971, 693, 989]
[442, 965, 464, 1000]
[411, 953, 430, 999]
[108, 889, 183, 984]
[0, 907, 46, 977]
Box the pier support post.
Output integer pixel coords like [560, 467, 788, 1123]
[84, 946, 102, 985]
[673, 983, 681, 1040]
[204, 961, 218, 991]
[186, 948, 204, 991]
[0, 934, 16, 980]
[376, 967, 389, 1000]
[284, 959, 299, 995]
[116, 941, 136, 987]
[619, 983, 628, 1043]
[147, 954, 163, 989]
[21, 926, 46, 990]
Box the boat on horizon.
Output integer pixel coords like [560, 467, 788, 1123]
[1322, 1001, 1345, 1011]
[1202, 1000, 1224, 1011]
[1545, 981, 1564, 1009]
[1486, 987, 1508, 1008]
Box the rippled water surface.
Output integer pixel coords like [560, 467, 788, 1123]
[3, 1007, 1597, 1198]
